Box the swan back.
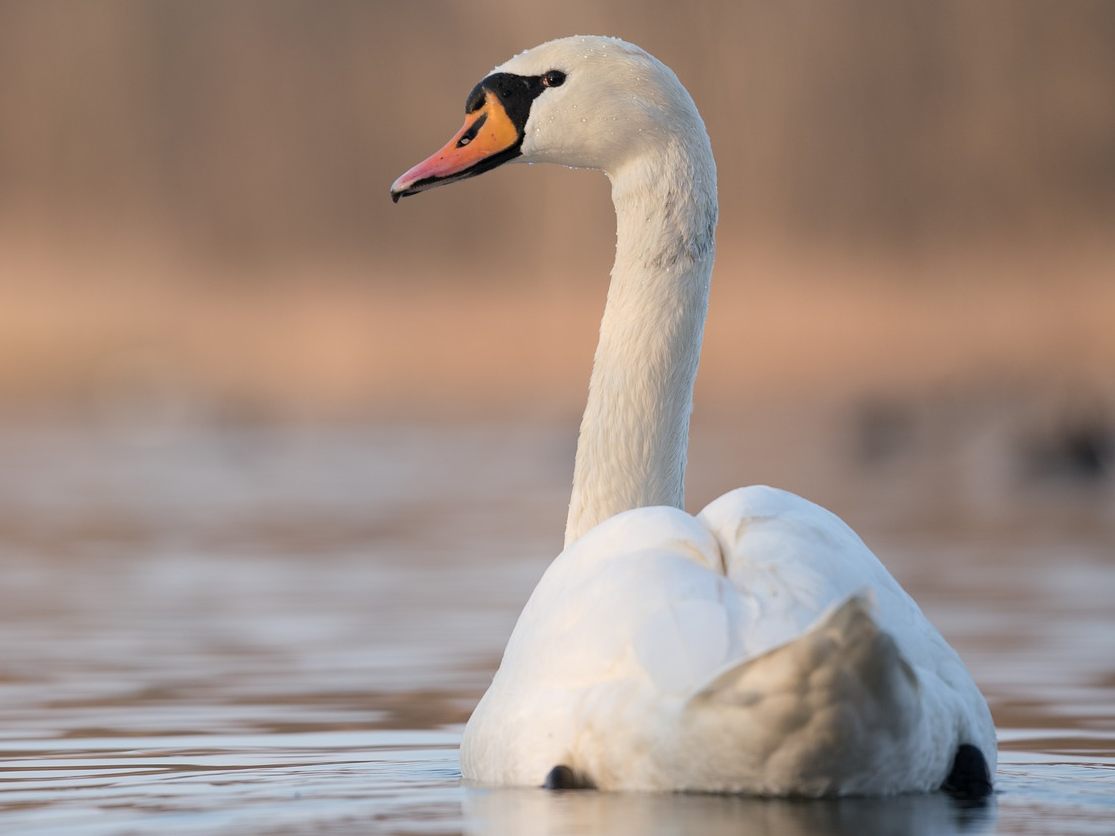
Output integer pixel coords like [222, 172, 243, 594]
[462, 488, 996, 794]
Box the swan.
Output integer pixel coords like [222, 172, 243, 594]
[390, 35, 995, 798]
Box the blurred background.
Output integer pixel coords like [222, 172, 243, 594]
[0, 3, 1113, 831]
[1, 0, 1111, 421]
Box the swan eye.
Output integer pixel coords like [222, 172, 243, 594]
[542, 70, 566, 88]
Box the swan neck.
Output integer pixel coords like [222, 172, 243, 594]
[564, 135, 717, 546]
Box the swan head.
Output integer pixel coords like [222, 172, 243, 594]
[390, 35, 704, 201]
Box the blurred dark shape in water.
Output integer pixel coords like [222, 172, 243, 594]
[853, 397, 917, 466]
[1019, 403, 1112, 485]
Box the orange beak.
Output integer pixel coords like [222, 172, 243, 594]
[390, 89, 522, 202]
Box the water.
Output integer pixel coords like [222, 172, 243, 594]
[0, 423, 1112, 834]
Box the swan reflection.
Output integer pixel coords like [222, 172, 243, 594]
[462, 785, 995, 836]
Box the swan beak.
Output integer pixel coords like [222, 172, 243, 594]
[390, 90, 521, 202]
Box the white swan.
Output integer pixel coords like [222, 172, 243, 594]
[391, 36, 996, 797]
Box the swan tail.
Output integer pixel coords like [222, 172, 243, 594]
[682, 594, 924, 795]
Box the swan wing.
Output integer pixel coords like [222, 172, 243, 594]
[695, 486, 996, 781]
[492, 505, 743, 698]
[680, 593, 926, 794]
[696, 486, 928, 656]
[461, 506, 748, 786]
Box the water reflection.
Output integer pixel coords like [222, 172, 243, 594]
[463, 785, 996, 836]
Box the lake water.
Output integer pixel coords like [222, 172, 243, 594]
[0, 423, 1112, 834]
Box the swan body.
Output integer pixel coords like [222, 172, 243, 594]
[392, 35, 995, 796]
[461, 488, 994, 794]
